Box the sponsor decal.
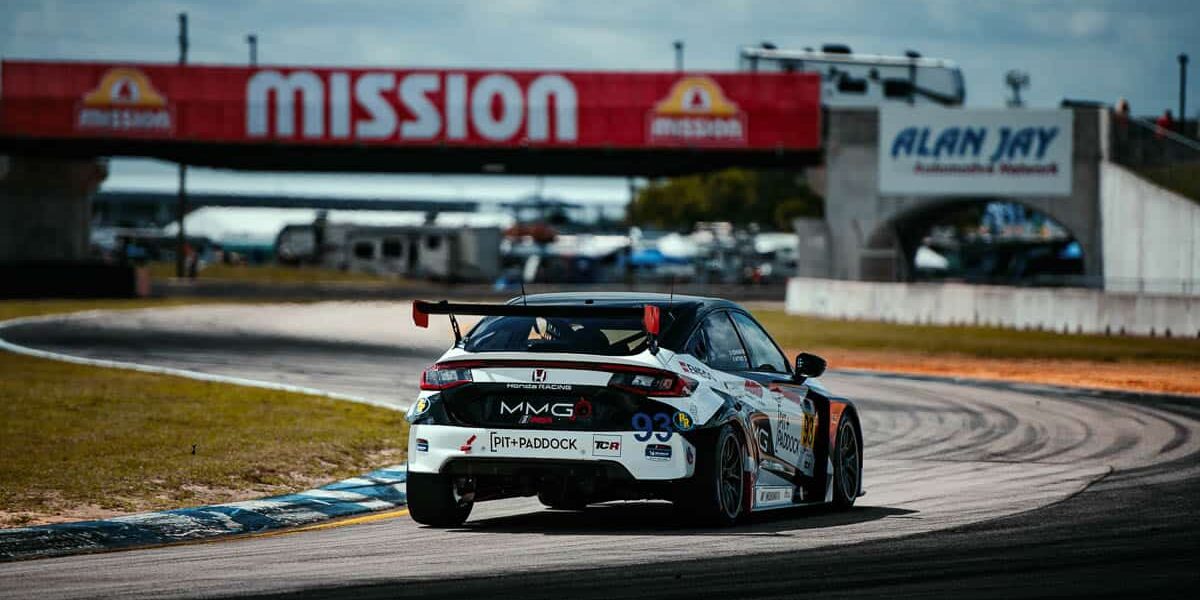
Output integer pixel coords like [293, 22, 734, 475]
[407, 396, 432, 422]
[501, 400, 577, 418]
[648, 76, 747, 145]
[531, 368, 548, 383]
[247, 70, 577, 143]
[743, 380, 764, 398]
[672, 411, 695, 432]
[755, 487, 794, 507]
[592, 434, 622, 457]
[2, 62, 822, 150]
[77, 67, 173, 132]
[645, 443, 673, 461]
[801, 413, 818, 450]
[678, 360, 713, 380]
[489, 432, 579, 452]
[504, 383, 573, 391]
[754, 420, 775, 455]
[769, 383, 807, 405]
[776, 411, 801, 456]
[459, 434, 477, 453]
[415, 438, 429, 452]
[631, 412, 673, 442]
[499, 398, 592, 423]
[572, 398, 593, 422]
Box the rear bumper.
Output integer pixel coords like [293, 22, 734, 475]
[408, 424, 696, 481]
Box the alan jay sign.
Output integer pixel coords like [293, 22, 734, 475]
[879, 107, 1073, 196]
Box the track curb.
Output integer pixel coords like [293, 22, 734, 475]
[0, 309, 411, 562]
[0, 466, 408, 562]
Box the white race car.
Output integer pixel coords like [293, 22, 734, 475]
[406, 293, 863, 526]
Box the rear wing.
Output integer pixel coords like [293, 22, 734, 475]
[412, 300, 662, 352]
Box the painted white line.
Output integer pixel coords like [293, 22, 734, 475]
[0, 310, 402, 412]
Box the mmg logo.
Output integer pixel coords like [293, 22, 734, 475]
[500, 400, 575, 418]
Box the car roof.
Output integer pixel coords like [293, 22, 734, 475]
[506, 292, 746, 350]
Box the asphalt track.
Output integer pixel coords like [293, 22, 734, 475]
[0, 302, 1197, 599]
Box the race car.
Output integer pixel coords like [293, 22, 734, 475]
[405, 292, 863, 526]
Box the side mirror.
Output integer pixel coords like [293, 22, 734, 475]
[793, 352, 827, 380]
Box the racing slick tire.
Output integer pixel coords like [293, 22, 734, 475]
[832, 416, 861, 510]
[406, 472, 475, 527]
[676, 424, 747, 526]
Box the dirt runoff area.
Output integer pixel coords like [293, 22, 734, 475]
[807, 348, 1200, 397]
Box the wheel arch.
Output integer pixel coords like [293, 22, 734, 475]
[834, 399, 865, 497]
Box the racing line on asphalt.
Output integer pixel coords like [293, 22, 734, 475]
[0, 302, 1196, 598]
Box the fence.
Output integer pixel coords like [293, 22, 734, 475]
[785, 277, 1200, 338]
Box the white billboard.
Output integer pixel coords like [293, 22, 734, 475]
[879, 107, 1073, 196]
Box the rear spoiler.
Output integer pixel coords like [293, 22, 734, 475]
[412, 300, 662, 353]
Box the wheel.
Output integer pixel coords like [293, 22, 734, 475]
[406, 471, 475, 527]
[677, 424, 746, 526]
[832, 416, 861, 509]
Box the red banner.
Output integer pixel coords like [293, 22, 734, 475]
[0, 60, 820, 150]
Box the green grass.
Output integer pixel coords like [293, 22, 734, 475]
[750, 309, 1200, 364]
[0, 298, 407, 526]
[146, 262, 399, 284]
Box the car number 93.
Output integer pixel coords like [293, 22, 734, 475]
[631, 410, 695, 442]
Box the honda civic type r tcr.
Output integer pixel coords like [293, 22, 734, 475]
[405, 293, 863, 526]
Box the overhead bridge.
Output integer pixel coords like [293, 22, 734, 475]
[0, 61, 822, 177]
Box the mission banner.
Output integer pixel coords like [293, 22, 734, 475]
[0, 60, 821, 150]
[879, 107, 1073, 196]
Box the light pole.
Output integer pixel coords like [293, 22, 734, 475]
[1005, 70, 1030, 108]
[247, 34, 258, 67]
[673, 40, 683, 72]
[1180, 53, 1189, 136]
[175, 12, 189, 278]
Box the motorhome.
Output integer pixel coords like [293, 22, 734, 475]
[739, 44, 965, 108]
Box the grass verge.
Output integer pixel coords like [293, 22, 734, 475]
[0, 299, 407, 527]
[750, 309, 1200, 364]
[750, 308, 1200, 396]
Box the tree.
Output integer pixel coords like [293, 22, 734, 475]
[627, 168, 822, 230]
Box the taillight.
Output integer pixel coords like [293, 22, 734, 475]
[609, 371, 697, 397]
[420, 364, 473, 390]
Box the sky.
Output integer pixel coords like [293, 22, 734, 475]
[3, 0, 1198, 239]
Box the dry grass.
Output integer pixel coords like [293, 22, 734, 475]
[0, 352, 408, 527]
[0, 298, 407, 527]
[750, 309, 1200, 364]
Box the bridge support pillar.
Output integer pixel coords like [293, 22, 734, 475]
[0, 155, 107, 262]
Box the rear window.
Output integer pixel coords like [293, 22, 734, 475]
[464, 315, 653, 356]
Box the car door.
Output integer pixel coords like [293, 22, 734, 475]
[729, 311, 819, 481]
[685, 311, 784, 479]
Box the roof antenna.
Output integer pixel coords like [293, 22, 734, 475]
[520, 277, 529, 307]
